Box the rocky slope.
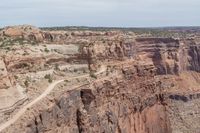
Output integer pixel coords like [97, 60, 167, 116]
[0, 25, 200, 133]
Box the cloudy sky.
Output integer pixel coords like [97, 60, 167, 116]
[0, 0, 199, 27]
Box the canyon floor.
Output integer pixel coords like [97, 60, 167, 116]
[0, 25, 200, 133]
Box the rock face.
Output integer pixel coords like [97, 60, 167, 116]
[7, 63, 172, 133]
[1, 25, 43, 41]
[1, 25, 200, 133]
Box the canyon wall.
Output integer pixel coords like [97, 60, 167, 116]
[1, 26, 200, 133]
[5, 62, 172, 133]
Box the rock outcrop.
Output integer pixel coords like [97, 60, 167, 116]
[0, 25, 200, 133]
[5, 62, 172, 133]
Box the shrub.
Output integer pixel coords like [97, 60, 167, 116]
[48, 78, 52, 83]
[55, 64, 60, 70]
[44, 74, 53, 83]
[83, 69, 87, 73]
[24, 80, 29, 87]
[90, 71, 97, 79]
[44, 74, 50, 79]
[14, 75, 18, 79]
[74, 68, 78, 72]
[64, 80, 69, 82]
[44, 48, 49, 53]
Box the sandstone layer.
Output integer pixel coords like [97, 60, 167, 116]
[0, 25, 200, 133]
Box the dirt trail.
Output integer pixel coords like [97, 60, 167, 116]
[0, 66, 106, 132]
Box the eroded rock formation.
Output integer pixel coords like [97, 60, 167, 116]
[0, 25, 200, 133]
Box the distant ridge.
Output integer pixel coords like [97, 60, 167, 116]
[41, 26, 200, 33]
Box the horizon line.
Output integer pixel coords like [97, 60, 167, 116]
[1, 24, 200, 29]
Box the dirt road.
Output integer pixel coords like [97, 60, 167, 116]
[0, 66, 106, 132]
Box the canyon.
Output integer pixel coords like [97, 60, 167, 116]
[0, 25, 200, 133]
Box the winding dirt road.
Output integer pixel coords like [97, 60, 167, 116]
[0, 80, 64, 132]
[0, 66, 106, 132]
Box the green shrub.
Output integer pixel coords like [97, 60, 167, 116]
[64, 80, 69, 82]
[24, 80, 29, 87]
[44, 48, 50, 53]
[44, 74, 53, 83]
[90, 71, 97, 79]
[14, 75, 18, 79]
[48, 78, 52, 83]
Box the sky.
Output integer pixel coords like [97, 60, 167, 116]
[0, 0, 200, 27]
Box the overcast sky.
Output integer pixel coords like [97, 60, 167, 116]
[0, 0, 199, 27]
